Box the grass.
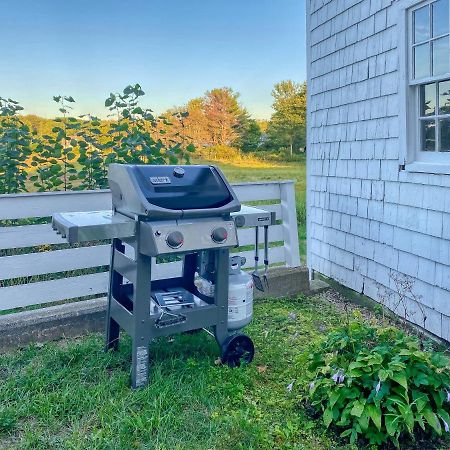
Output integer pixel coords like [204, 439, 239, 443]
[0, 294, 350, 450]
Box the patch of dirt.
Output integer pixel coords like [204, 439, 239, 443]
[316, 289, 378, 321]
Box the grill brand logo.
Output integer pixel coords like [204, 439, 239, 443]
[150, 176, 171, 185]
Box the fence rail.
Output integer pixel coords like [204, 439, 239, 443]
[0, 181, 300, 313]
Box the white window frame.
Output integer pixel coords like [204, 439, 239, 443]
[399, 0, 450, 174]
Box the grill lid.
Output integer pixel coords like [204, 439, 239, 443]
[109, 164, 241, 219]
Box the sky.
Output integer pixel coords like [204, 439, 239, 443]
[2, 0, 306, 120]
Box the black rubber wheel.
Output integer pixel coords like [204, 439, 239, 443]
[221, 334, 255, 368]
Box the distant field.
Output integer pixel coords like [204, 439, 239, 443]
[194, 157, 306, 262]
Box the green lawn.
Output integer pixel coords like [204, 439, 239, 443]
[0, 294, 349, 450]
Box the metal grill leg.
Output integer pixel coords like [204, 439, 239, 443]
[131, 247, 152, 389]
[105, 239, 124, 351]
[213, 249, 230, 347]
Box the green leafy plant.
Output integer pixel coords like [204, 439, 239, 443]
[300, 320, 450, 447]
[75, 114, 109, 190]
[104, 84, 193, 166]
[30, 96, 80, 191]
[0, 83, 196, 193]
[0, 97, 32, 193]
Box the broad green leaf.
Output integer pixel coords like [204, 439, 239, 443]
[329, 391, 340, 408]
[437, 408, 450, 429]
[358, 409, 370, 431]
[385, 414, 399, 436]
[414, 371, 430, 387]
[366, 404, 382, 430]
[423, 408, 442, 435]
[105, 96, 115, 107]
[431, 352, 449, 368]
[323, 408, 333, 428]
[348, 361, 366, 370]
[350, 399, 366, 418]
[412, 390, 428, 412]
[391, 372, 408, 390]
[398, 403, 414, 434]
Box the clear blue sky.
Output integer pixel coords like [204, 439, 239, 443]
[2, 0, 306, 119]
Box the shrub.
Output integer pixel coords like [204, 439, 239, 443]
[198, 145, 242, 161]
[197, 145, 274, 168]
[300, 320, 450, 447]
[0, 97, 33, 193]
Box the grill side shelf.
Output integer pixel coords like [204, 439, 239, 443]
[51, 210, 136, 244]
[51, 205, 274, 245]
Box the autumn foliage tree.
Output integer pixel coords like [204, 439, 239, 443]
[203, 88, 241, 146]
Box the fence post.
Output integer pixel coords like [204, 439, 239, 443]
[279, 181, 301, 267]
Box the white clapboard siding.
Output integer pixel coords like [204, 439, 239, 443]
[0, 181, 300, 312]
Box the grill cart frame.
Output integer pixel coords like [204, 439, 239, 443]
[105, 235, 232, 388]
[52, 164, 275, 388]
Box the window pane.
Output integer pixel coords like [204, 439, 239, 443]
[432, 37, 450, 75]
[414, 5, 430, 43]
[421, 83, 436, 116]
[432, 0, 449, 37]
[421, 119, 436, 151]
[439, 80, 450, 114]
[415, 43, 430, 78]
[439, 118, 450, 151]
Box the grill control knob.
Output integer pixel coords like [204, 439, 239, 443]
[166, 231, 184, 248]
[211, 227, 228, 243]
[173, 167, 185, 178]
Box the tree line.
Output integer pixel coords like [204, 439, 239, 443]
[22, 80, 307, 157]
[0, 80, 306, 194]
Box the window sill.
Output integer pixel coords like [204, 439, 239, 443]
[405, 162, 450, 175]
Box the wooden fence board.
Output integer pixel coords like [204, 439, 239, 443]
[0, 246, 286, 311]
[0, 181, 300, 312]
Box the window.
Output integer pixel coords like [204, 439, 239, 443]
[408, 0, 450, 163]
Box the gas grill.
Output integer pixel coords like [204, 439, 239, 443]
[52, 164, 275, 388]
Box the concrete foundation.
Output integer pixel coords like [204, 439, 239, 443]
[0, 266, 318, 352]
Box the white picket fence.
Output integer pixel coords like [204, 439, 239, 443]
[0, 181, 300, 313]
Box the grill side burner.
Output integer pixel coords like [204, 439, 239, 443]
[51, 164, 275, 388]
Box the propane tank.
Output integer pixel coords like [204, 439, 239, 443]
[227, 255, 254, 330]
[195, 255, 253, 331]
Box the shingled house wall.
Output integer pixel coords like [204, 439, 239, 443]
[306, 0, 450, 339]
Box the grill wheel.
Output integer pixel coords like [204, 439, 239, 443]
[221, 334, 255, 368]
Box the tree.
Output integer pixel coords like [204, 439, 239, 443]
[268, 80, 306, 156]
[236, 115, 262, 152]
[184, 98, 209, 147]
[203, 87, 242, 146]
